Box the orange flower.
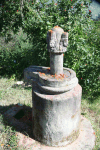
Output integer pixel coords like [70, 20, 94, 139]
[49, 30, 53, 33]
[55, 3, 57, 5]
[60, 74, 63, 77]
[93, 132, 95, 135]
[54, 25, 59, 28]
[55, 76, 59, 79]
[47, 67, 50, 71]
[39, 72, 41, 74]
[42, 73, 45, 75]
[65, 75, 68, 77]
[81, 4, 83, 6]
[64, 9, 66, 12]
[60, 74, 65, 78]
[71, 6, 73, 8]
[17, 10, 18, 12]
[63, 54, 64, 56]
[55, 74, 57, 77]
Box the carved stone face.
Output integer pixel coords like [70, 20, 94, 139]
[50, 40, 55, 48]
[61, 32, 68, 47]
[47, 26, 68, 53]
[50, 31, 56, 50]
[59, 41, 63, 51]
[63, 40, 68, 47]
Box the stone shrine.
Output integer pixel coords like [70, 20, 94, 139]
[24, 26, 95, 149]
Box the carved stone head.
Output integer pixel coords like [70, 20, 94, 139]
[47, 26, 68, 53]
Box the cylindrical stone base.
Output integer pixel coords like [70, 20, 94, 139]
[50, 52, 63, 75]
[32, 84, 82, 147]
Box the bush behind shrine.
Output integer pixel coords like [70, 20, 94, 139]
[0, 0, 100, 97]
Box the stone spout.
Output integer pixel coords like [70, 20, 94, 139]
[47, 25, 68, 75]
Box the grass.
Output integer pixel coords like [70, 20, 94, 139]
[81, 97, 100, 150]
[0, 77, 100, 149]
[0, 77, 32, 150]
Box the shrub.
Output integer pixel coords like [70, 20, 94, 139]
[0, 0, 100, 97]
[0, 29, 33, 79]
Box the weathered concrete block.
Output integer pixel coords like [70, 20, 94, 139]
[32, 83, 82, 146]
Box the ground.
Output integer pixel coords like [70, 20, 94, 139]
[0, 77, 100, 150]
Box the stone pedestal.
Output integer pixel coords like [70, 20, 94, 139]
[32, 83, 82, 146]
[24, 65, 81, 146]
[23, 26, 95, 148]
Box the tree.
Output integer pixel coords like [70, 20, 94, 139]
[0, 0, 99, 97]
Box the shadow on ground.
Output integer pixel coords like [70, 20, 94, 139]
[0, 104, 35, 140]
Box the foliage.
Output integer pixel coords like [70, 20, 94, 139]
[0, 0, 22, 34]
[0, 0, 100, 97]
[0, 30, 33, 79]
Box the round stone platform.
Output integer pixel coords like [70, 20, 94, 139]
[17, 116, 95, 150]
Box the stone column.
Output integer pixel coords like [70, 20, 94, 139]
[47, 26, 68, 75]
[50, 53, 63, 75]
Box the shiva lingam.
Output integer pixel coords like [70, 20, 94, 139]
[24, 26, 82, 146]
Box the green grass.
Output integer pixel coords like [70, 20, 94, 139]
[0, 77, 100, 149]
[0, 77, 32, 150]
[81, 96, 100, 150]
